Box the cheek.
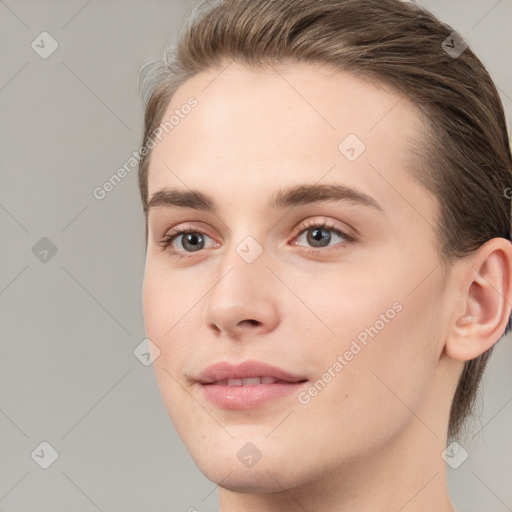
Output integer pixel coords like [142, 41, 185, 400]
[293, 252, 443, 424]
[142, 263, 194, 378]
[142, 259, 200, 341]
[142, 268, 197, 422]
[298, 303, 441, 460]
[282, 258, 404, 345]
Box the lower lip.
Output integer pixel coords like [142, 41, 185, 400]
[200, 382, 307, 409]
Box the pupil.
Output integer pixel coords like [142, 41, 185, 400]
[308, 228, 330, 247]
[183, 233, 203, 251]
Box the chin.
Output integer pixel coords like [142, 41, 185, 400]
[199, 460, 300, 494]
[186, 439, 315, 494]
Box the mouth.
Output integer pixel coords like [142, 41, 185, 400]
[208, 376, 302, 386]
[195, 360, 307, 384]
[194, 360, 308, 409]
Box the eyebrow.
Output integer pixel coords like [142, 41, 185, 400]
[147, 183, 384, 214]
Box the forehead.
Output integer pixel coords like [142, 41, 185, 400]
[146, 61, 434, 224]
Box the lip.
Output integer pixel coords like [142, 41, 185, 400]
[194, 360, 308, 409]
[195, 360, 307, 384]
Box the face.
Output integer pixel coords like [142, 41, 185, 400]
[142, 62, 456, 493]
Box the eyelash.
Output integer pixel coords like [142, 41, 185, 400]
[157, 220, 356, 260]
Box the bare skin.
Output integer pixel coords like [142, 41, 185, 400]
[142, 61, 512, 512]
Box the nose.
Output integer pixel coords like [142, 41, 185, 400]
[202, 246, 280, 339]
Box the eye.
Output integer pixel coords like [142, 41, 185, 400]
[158, 223, 217, 259]
[158, 219, 355, 260]
[293, 220, 355, 250]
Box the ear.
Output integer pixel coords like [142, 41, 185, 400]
[445, 238, 512, 361]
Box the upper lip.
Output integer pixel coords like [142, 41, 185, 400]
[195, 360, 308, 384]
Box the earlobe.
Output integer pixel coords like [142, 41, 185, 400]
[445, 238, 512, 362]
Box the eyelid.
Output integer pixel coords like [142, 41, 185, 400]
[292, 217, 357, 243]
[159, 222, 217, 249]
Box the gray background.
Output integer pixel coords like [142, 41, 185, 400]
[0, 0, 511, 510]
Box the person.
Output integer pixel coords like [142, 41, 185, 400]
[136, 0, 512, 510]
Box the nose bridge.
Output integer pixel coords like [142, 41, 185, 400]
[217, 215, 268, 280]
[202, 230, 279, 336]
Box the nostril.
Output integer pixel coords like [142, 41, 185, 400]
[239, 319, 260, 327]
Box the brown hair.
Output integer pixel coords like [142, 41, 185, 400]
[137, 0, 512, 440]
